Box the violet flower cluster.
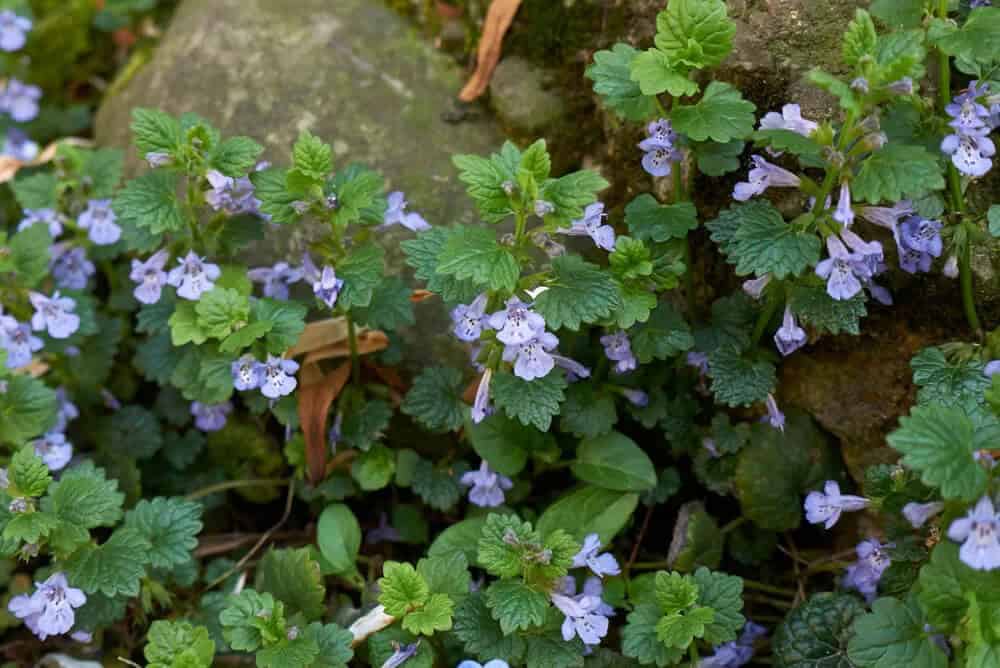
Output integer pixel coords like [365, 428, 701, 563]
[941, 81, 997, 178]
[231, 354, 300, 399]
[638, 119, 683, 178]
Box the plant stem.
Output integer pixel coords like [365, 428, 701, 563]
[751, 295, 780, 346]
[346, 316, 361, 385]
[719, 517, 747, 534]
[741, 579, 798, 598]
[688, 643, 700, 667]
[960, 237, 983, 335]
[631, 560, 671, 571]
[184, 478, 289, 501]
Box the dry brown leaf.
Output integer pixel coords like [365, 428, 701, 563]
[298, 361, 352, 485]
[462, 373, 483, 405]
[458, 0, 523, 102]
[410, 289, 435, 303]
[286, 317, 351, 357]
[0, 137, 94, 184]
[302, 330, 390, 366]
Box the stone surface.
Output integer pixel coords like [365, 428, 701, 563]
[489, 56, 568, 136]
[95, 0, 505, 261]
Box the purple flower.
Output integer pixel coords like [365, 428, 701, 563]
[572, 534, 620, 578]
[551, 592, 610, 646]
[50, 244, 95, 290]
[2, 128, 38, 161]
[946, 81, 992, 134]
[248, 262, 303, 300]
[887, 77, 915, 95]
[29, 291, 80, 339]
[1, 320, 42, 368]
[232, 354, 262, 391]
[382, 191, 430, 232]
[145, 151, 171, 168]
[76, 199, 121, 245]
[899, 216, 943, 258]
[256, 355, 299, 399]
[600, 331, 637, 373]
[101, 389, 121, 410]
[844, 539, 892, 601]
[32, 432, 73, 471]
[902, 501, 944, 529]
[758, 103, 818, 137]
[0, 11, 31, 52]
[458, 661, 509, 668]
[984, 360, 1000, 378]
[942, 130, 995, 178]
[534, 199, 555, 217]
[832, 182, 854, 227]
[638, 119, 682, 177]
[859, 201, 914, 231]
[970, 0, 992, 6]
[851, 77, 870, 94]
[53, 388, 78, 432]
[472, 369, 493, 424]
[205, 170, 260, 215]
[382, 642, 420, 668]
[18, 208, 63, 238]
[557, 202, 616, 251]
[502, 330, 559, 381]
[329, 413, 343, 453]
[129, 249, 170, 305]
[0, 78, 41, 122]
[167, 252, 221, 301]
[804, 480, 870, 529]
[488, 298, 545, 346]
[451, 294, 489, 342]
[190, 401, 232, 432]
[947, 496, 1000, 571]
[7, 573, 86, 641]
[733, 155, 801, 201]
[302, 254, 343, 309]
[742, 274, 771, 300]
[764, 393, 785, 432]
[366, 512, 402, 545]
[460, 460, 513, 507]
[622, 388, 649, 407]
[774, 307, 806, 356]
[815, 236, 864, 301]
[553, 355, 591, 380]
[701, 621, 767, 668]
[687, 352, 709, 376]
[840, 228, 885, 277]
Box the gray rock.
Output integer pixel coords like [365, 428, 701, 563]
[488, 56, 568, 136]
[96, 0, 505, 262]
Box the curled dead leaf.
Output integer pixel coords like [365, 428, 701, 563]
[458, 0, 523, 102]
[298, 361, 352, 485]
[0, 137, 94, 184]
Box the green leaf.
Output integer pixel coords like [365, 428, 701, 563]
[989, 205, 1000, 238]
[64, 527, 152, 597]
[329, 164, 385, 227]
[220, 589, 281, 652]
[560, 382, 618, 439]
[478, 513, 536, 578]
[144, 620, 215, 668]
[773, 593, 866, 668]
[631, 301, 694, 363]
[667, 502, 724, 572]
[401, 366, 466, 433]
[630, 49, 699, 96]
[251, 168, 300, 224]
[843, 10, 878, 67]
[467, 413, 535, 476]
[654, 0, 735, 69]
[693, 568, 745, 645]
[436, 226, 519, 294]
[255, 547, 327, 621]
[485, 579, 549, 634]
[7, 446, 51, 497]
[453, 593, 527, 664]
[210, 136, 264, 177]
[935, 7, 1000, 63]
[874, 30, 926, 83]
[520, 139, 552, 183]
[572, 431, 657, 492]
[131, 108, 182, 156]
[536, 486, 639, 544]
[656, 606, 715, 648]
[428, 516, 489, 567]
[692, 140, 745, 176]
[752, 129, 824, 157]
[252, 299, 307, 354]
[708, 345, 776, 407]
[3, 509, 58, 544]
[351, 444, 396, 491]
[887, 404, 987, 500]
[379, 561, 430, 616]
[538, 170, 609, 227]
[305, 622, 354, 668]
[337, 243, 385, 310]
[354, 276, 415, 331]
[789, 281, 868, 335]
[918, 542, 1000, 630]
[220, 320, 273, 354]
[535, 255, 620, 330]
[98, 405, 164, 460]
[403, 593, 455, 636]
[655, 571, 699, 612]
[316, 504, 361, 577]
[368, 627, 435, 668]
[42, 462, 123, 529]
[671, 82, 756, 143]
[401, 227, 480, 304]
[292, 130, 333, 180]
[492, 371, 567, 431]
[625, 195, 698, 243]
[0, 375, 57, 445]
[11, 171, 58, 209]
[623, 603, 685, 667]
[341, 400, 392, 451]
[124, 496, 202, 570]
[707, 200, 820, 279]
[910, 346, 989, 417]
[847, 597, 948, 668]
[7, 223, 52, 288]
[113, 171, 185, 234]
[870, 0, 925, 28]
[195, 287, 249, 339]
[418, 552, 471, 602]
[852, 144, 944, 204]
[411, 458, 462, 511]
[453, 147, 517, 224]
[586, 44, 658, 121]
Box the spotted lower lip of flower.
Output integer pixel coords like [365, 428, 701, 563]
[32, 432, 73, 471]
[941, 131, 995, 178]
[256, 355, 300, 399]
[947, 496, 1000, 571]
[460, 460, 513, 507]
[77, 199, 122, 246]
[815, 235, 864, 301]
[166, 252, 221, 301]
[0, 78, 41, 122]
[7, 572, 86, 641]
[232, 354, 262, 391]
[600, 331, 637, 373]
[28, 291, 81, 339]
[502, 331, 559, 381]
[129, 249, 170, 305]
[488, 298, 546, 346]
[451, 294, 489, 342]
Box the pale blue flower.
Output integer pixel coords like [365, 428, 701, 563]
[53, 388, 79, 432]
[129, 249, 170, 305]
[382, 641, 420, 668]
[550, 591, 610, 646]
[843, 539, 892, 601]
[742, 274, 771, 300]
[700, 621, 767, 668]
[248, 262, 303, 300]
[2, 128, 37, 161]
[502, 330, 559, 381]
[1, 320, 42, 368]
[18, 208, 63, 238]
[572, 534, 620, 578]
[804, 480, 870, 529]
[383, 191, 430, 232]
[256, 355, 299, 399]
[902, 501, 944, 529]
[947, 496, 1000, 571]
[557, 202, 616, 251]
[461, 460, 513, 508]
[758, 104, 818, 137]
[451, 294, 489, 342]
[859, 201, 914, 232]
[77, 199, 121, 245]
[638, 119, 682, 177]
[0, 78, 40, 122]
[733, 155, 801, 201]
[50, 244, 95, 290]
[622, 388, 649, 407]
[899, 216, 943, 258]
[488, 298, 545, 346]
[815, 235, 864, 300]
[231, 354, 262, 391]
[774, 307, 806, 357]
[941, 130, 995, 177]
[764, 393, 785, 432]
[32, 432, 72, 471]
[600, 331, 637, 373]
[191, 401, 232, 432]
[145, 151, 171, 168]
[205, 170, 260, 215]
[29, 291, 80, 339]
[0, 10, 31, 52]
[167, 252, 221, 301]
[7, 572, 86, 641]
[457, 661, 509, 668]
[832, 182, 854, 227]
[472, 369, 493, 424]
[303, 254, 343, 308]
